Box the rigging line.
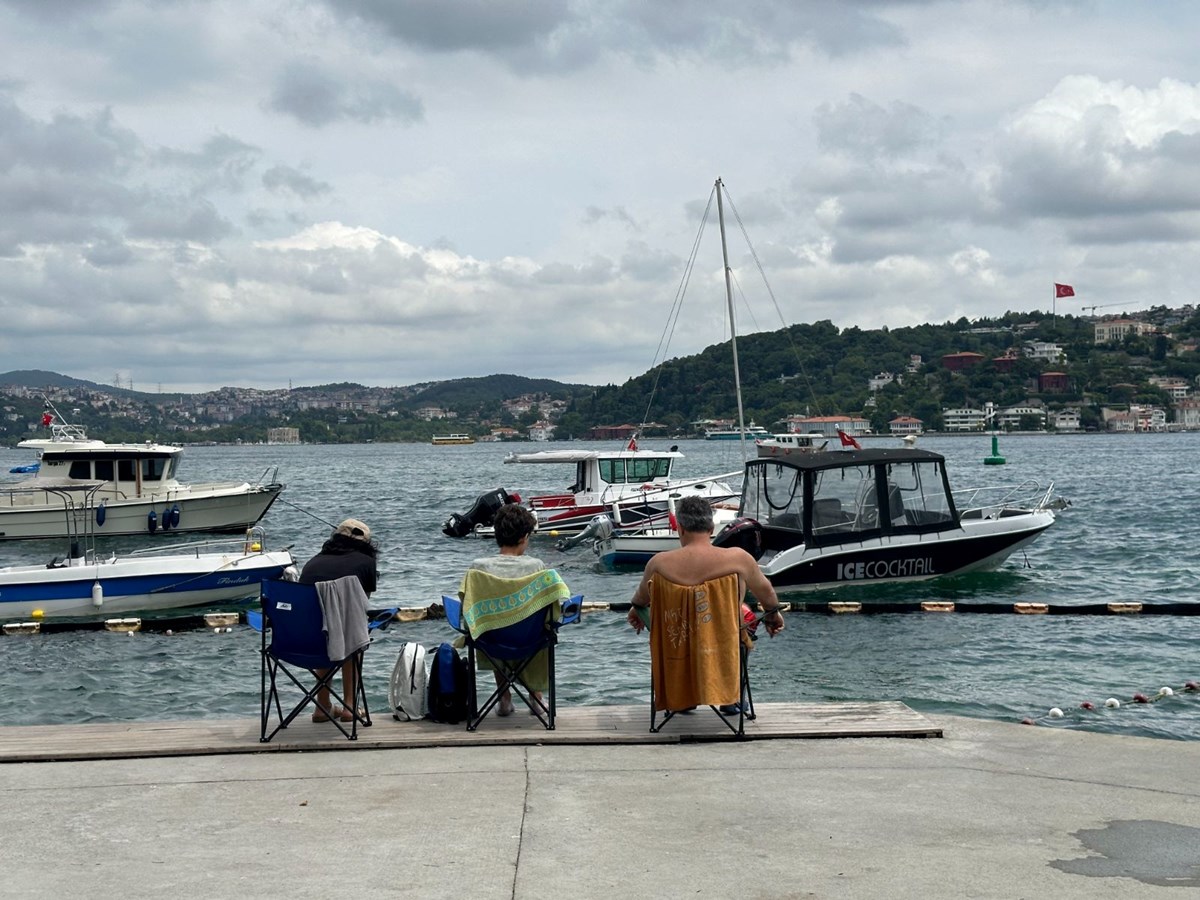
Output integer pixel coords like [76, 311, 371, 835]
[639, 186, 716, 429]
[273, 494, 338, 530]
[721, 185, 827, 418]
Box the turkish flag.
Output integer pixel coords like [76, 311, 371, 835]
[627, 436, 638, 451]
[41, 412, 53, 427]
[837, 429, 862, 449]
[1055, 283, 1075, 298]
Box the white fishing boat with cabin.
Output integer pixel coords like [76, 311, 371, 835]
[1, 404, 284, 541]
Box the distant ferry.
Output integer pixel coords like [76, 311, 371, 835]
[431, 434, 475, 445]
[704, 422, 769, 441]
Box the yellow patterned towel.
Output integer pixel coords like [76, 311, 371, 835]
[649, 572, 741, 711]
[459, 568, 571, 690]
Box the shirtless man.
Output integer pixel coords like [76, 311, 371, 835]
[627, 495, 785, 637]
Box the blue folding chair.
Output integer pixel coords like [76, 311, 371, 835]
[256, 579, 395, 742]
[444, 592, 582, 731]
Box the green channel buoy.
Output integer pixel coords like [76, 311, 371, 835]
[983, 433, 1006, 465]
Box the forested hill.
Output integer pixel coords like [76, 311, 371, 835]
[555, 307, 1200, 435]
[407, 374, 585, 407]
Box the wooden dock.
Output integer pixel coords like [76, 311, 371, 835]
[0, 701, 940, 763]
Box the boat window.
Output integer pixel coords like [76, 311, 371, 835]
[93, 459, 114, 481]
[68, 460, 92, 479]
[811, 465, 876, 537]
[117, 459, 136, 482]
[598, 460, 626, 484]
[885, 461, 954, 528]
[141, 457, 166, 481]
[167, 457, 179, 479]
[627, 458, 670, 481]
[743, 463, 803, 529]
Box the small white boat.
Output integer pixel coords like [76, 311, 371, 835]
[443, 445, 740, 538]
[754, 432, 830, 458]
[0, 525, 295, 620]
[1, 404, 283, 541]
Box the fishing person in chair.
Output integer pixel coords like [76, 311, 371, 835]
[628, 496, 784, 715]
[627, 496, 784, 637]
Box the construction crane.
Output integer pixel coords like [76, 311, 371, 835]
[1080, 302, 1131, 316]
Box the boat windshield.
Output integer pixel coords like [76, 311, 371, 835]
[884, 460, 955, 528]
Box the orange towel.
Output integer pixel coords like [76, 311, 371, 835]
[649, 572, 741, 711]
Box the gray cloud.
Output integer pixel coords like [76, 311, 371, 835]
[262, 164, 332, 199]
[322, 0, 906, 73]
[266, 60, 424, 127]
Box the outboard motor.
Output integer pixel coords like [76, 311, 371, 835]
[555, 514, 614, 552]
[442, 488, 516, 538]
[712, 517, 765, 561]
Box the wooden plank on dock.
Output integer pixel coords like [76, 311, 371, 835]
[0, 702, 940, 763]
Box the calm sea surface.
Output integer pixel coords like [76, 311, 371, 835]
[2, 434, 1198, 740]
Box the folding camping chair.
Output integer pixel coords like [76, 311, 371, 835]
[444, 591, 582, 731]
[644, 572, 757, 738]
[257, 578, 394, 742]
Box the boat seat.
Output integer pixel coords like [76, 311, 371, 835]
[811, 498, 850, 533]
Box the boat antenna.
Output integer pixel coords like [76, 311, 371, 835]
[716, 178, 749, 461]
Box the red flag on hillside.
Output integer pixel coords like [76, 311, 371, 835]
[837, 429, 862, 449]
[1055, 283, 1075, 298]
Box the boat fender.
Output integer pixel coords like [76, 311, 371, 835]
[161, 507, 171, 531]
[96, 502, 106, 526]
[147, 509, 157, 533]
[92, 581, 104, 608]
[170, 504, 181, 528]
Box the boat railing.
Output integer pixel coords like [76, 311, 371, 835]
[253, 465, 282, 487]
[125, 526, 279, 559]
[953, 480, 1058, 515]
[597, 469, 743, 505]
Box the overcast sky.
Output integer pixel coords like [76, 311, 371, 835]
[2, 1, 1198, 393]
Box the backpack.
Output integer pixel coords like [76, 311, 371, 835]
[426, 642, 470, 724]
[388, 642, 429, 722]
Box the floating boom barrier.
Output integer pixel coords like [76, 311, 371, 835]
[5, 599, 1200, 635]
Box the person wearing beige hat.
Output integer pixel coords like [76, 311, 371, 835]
[300, 518, 379, 722]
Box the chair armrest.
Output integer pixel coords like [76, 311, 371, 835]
[368, 607, 398, 632]
[559, 594, 583, 626]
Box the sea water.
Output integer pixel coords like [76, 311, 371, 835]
[1, 433, 1198, 740]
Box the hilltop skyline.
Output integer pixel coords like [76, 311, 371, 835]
[2, 2, 1199, 392]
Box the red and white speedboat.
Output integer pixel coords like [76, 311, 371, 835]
[443, 445, 739, 538]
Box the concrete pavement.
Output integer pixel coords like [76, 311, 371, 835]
[3, 715, 1199, 898]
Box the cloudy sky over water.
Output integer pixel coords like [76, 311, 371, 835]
[2, 1, 1199, 393]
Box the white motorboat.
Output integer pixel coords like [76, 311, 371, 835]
[0, 523, 295, 621]
[442, 445, 740, 538]
[715, 446, 1059, 591]
[755, 432, 830, 458]
[1, 407, 283, 541]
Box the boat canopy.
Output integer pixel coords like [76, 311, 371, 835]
[742, 447, 960, 547]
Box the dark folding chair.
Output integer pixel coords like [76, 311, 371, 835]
[256, 579, 395, 742]
[644, 574, 758, 738]
[444, 593, 582, 731]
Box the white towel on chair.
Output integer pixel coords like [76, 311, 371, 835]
[315, 576, 370, 661]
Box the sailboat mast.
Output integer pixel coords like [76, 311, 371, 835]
[715, 178, 749, 458]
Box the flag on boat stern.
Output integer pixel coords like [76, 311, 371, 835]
[1054, 283, 1075, 297]
[837, 430, 862, 449]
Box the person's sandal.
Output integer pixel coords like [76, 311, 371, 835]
[312, 706, 342, 723]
